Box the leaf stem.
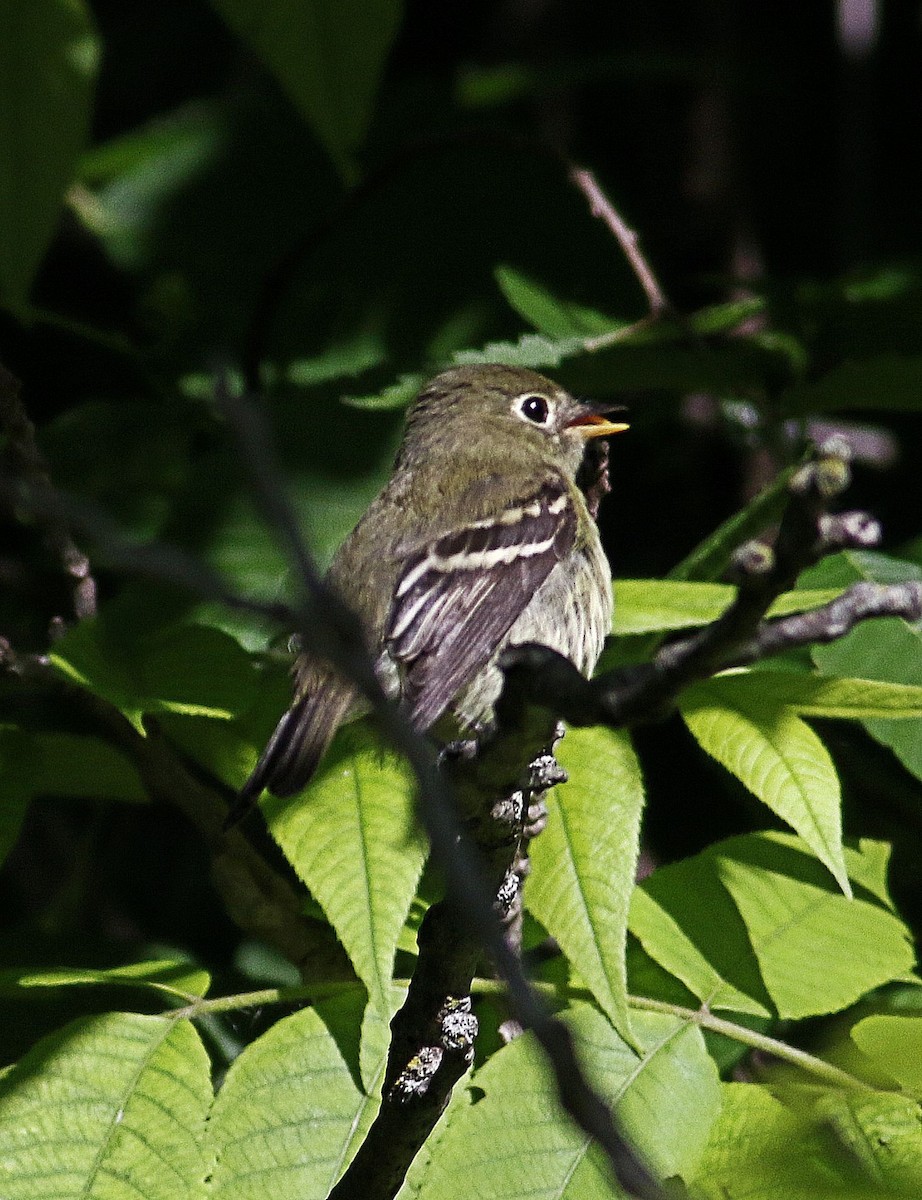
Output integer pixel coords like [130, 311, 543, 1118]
[470, 980, 872, 1091]
[167, 978, 871, 1093]
[167, 980, 368, 1021]
[625, 993, 871, 1091]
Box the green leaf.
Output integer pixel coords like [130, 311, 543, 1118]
[342, 372, 424, 411]
[452, 331, 588, 370]
[690, 1082, 913, 1200]
[415, 1001, 721, 1196]
[209, 0, 403, 180]
[628, 887, 771, 1017]
[525, 728, 644, 1041]
[495, 265, 620, 337]
[282, 331, 387, 388]
[0, 0, 99, 311]
[265, 721, 427, 1018]
[634, 844, 774, 1017]
[2, 958, 211, 1002]
[680, 688, 850, 894]
[851, 1015, 922, 1094]
[686, 297, 767, 336]
[715, 833, 915, 1020]
[688, 671, 922, 719]
[613, 579, 841, 635]
[805, 551, 922, 786]
[635, 834, 913, 1022]
[807, 1088, 922, 1196]
[205, 1000, 383, 1197]
[784, 355, 922, 414]
[0, 1013, 211, 1199]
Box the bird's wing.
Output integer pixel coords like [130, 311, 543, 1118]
[386, 475, 577, 730]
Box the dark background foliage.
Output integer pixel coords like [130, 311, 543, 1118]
[3, 0, 922, 1070]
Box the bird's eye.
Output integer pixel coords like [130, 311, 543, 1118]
[518, 394, 550, 424]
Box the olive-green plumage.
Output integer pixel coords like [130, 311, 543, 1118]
[230, 364, 625, 824]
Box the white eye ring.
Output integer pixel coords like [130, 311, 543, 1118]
[514, 393, 553, 425]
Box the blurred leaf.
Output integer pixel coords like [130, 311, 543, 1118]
[415, 1001, 721, 1195]
[86, 101, 231, 269]
[681, 687, 849, 893]
[715, 833, 915, 1020]
[614, 579, 841, 635]
[283, 332, 387, 387]
[2, 959, 210, 1002]
[851, 1015, 922, 1094]
[264, 720, 427, 1019]
[805, 552, 922, 785]
[686, 297, 767, 335]
[785, 355, 922, 415]
[0, 0, 99, 311]
[210, 0, 403, 180]
[690, 1081, 915, 1200]
[342, 372, 424, 410]
[39, 399, 195, 538]
[495, 265, 620, 337]
[0, 1014, 211, 1199]
[452, 331, 588, 369]
[525, 728, 644, 1041]
[205, 1000, 382, 1196]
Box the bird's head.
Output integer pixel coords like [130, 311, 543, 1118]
[399, 364, 628, 478]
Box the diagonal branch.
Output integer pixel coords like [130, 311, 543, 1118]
[566, 164, 671, 317]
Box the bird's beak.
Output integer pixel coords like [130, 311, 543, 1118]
[566, 403, 629, 440]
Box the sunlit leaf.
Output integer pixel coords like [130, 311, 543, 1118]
[690, 1082, 913, 1200]
[206, 999, 383, 1197]
[680, 690, 849, 893]
[715, 833, 915, 1020]
[805, 551, 922, 786]
[265, 720, 427, 1019]
[0, 1014, 211, 1199]
[2, 959, 210, 1002]
[526, 728, 644, 1040]
[851, 1015, 922, 1094]
[688, 671, 922, 719]
[613, 579, 841, 635]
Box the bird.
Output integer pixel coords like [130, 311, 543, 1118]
[227, 363, 626, 828]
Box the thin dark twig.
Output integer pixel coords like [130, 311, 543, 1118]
[566, 165, 671, 317]
[218, 381, 664, 1200]
[0, 361, 97, 621]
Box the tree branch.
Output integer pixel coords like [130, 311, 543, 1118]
[566, 164, 671, 317]
[498, 441, 922, 733]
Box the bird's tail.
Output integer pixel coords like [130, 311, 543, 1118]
[224, 686, 353, 830]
